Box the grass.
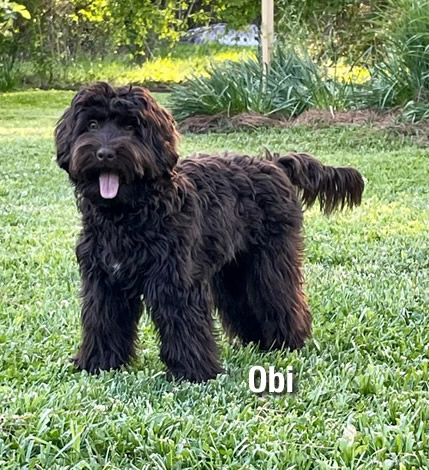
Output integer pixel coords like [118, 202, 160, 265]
[0, 90, 428, 469]
[115, 44, 255, 87]
[3, 44, 255, 91]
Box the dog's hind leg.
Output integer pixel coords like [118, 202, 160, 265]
[248, 230, 312, 351]
[213, 256, 265, 346]
[147, 282, 222, 382]
[214, 232, 312, 352]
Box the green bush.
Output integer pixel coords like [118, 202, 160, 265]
[276, 0, 386, 63]
[0, 56, 24, 91]
[171, 0, 429, 124]
[170, 48, 356, 121]
[363, 0, 429, 116]
[0, 0, 261, 91]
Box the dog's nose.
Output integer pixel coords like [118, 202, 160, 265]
[96, 148, 115, 161]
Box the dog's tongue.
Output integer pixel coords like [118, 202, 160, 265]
[99, 172, 119, 199]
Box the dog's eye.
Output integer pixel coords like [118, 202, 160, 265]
[88, 120, 98, 130]
[124, 124, 134, 132]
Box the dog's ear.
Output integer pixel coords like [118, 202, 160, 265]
[54, 89, 87, 172]
[54, 106, 73, 172]
[129, 86, 180, 176]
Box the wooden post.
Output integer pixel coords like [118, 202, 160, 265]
[261, 0, 274, 73]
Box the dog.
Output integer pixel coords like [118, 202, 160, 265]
[55, 82, 364, 382]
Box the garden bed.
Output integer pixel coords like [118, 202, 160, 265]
[177, 109, 429, 145]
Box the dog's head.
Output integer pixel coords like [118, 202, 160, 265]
[55, 82, 179, 204]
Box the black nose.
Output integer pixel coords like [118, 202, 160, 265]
[96, 148, 115, 160]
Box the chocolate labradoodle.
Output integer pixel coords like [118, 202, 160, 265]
[55, 82, 364, 382]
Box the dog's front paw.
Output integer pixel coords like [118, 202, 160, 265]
[71, 348, 126, 373]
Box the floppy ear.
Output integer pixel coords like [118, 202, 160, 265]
[54, 86, 93, 172]
[54, 106, 74, 172]
[131, 86, 180, 176]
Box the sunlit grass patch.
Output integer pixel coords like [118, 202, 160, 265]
[327, 63, 371, 84]
[8, 44, 256, 90]
[117, 46, 255, 86]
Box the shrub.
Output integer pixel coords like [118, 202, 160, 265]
[170, 48, 358, 121]
[276, 0, 386, 63]
[0, 0, 261, 90]
[0, 56, 24, 91]
[364, 0, 429, 115]
[171, 1, 429, 124]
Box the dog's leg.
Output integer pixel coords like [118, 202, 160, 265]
[213, 237, 312, 352]
[148, 282, 222, 382]
[213, 257, 264, 345]
[247, 231, 312, 351]
[74, 273, 142, 373]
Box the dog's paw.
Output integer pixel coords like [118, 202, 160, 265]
[71, 350, 126, 374]
[71, 354, 100, 374]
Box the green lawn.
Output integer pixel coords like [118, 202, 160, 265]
[0, 90, 428, 469]
[8, 44, 255, 91]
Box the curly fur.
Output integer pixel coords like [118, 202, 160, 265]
[55, 82, 364, 382]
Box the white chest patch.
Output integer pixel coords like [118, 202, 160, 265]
[111, 262, 121, 274]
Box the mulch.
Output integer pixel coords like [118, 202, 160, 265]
[177, 109, 429, 145]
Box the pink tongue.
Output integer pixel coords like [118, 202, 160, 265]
[99, 172, 119, 199]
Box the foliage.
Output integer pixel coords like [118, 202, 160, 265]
[115, 44, 253, 87]
[104, 0, 190, 60]
[368, 0, 429, 108]
[171, 0, 429, 125]
[170, 48, 362, 121]
[0, 0, 30, 36]
[8, 44, 253, 90]
[0, 0, 261, 90]
[399, 100, 429, 123]
[332, 0, 429, 120]
[2, 0, 429, 126]
[0, 1, 30, 90]
[275, 0, 388, 63]
[0, 90, 428, 468]
[206, 0, 260, 29]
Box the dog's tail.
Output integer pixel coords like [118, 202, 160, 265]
[268, 150, 364, 214]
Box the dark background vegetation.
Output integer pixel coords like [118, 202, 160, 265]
[2, 0, 429, 125]
[1, 0, 388, 89]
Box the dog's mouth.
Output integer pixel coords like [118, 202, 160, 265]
[99, 172, 120, 199]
